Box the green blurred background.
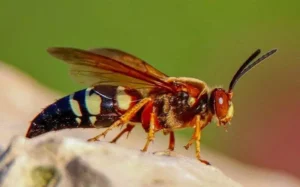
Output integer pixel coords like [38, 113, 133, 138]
[0, 0, 299, 178]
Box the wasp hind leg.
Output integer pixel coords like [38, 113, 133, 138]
[184, 115, 210, 165]
[109, 123, 135, 143]
[87, 98, 151, 142]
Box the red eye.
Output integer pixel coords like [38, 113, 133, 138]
[213, 89, 229, 119]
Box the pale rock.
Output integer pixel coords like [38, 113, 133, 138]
[0, 135, 242, 187]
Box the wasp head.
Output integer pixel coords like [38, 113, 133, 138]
[209, 48, 277, 127]
[210, 88, 234, 126]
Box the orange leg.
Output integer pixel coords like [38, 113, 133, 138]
[87, 98, 151, 142]
[184, 115, 210, 165]
[141, 112, 156, 152]
[110, 123, 135, 143]
[183, 129, 197, 150]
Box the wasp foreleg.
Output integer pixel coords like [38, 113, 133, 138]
[87, 98, 151, 142]
[183, 129, 197, 150]
[184, 115, 210, 165]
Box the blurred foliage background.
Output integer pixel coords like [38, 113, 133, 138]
[0, 0, 299, 179]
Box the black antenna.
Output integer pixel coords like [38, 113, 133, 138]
[228, 48, 277, 92]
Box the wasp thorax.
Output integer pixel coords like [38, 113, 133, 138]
[170, 91, 190, 114]
[210, 88, 234, 125]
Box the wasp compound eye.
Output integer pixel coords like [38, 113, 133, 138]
[211, 89, 230, 119]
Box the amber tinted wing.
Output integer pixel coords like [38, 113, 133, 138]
[47, 47, 174, 91]
[89, 48, 168, 79]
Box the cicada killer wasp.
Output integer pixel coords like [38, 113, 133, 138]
[26, 47, 277, 165]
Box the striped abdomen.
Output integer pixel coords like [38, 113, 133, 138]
[26, 85, 143, 138]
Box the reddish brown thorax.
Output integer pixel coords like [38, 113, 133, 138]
[167, 77, 206, 98]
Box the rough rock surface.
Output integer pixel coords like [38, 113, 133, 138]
[0, 136, 242, 187]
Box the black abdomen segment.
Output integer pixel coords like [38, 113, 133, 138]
[26, 86, 123, 138]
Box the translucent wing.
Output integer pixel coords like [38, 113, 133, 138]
[89, 48, 168, 79]
[47, 47, 174, 92]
